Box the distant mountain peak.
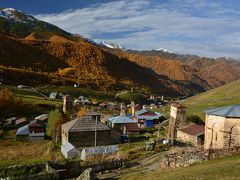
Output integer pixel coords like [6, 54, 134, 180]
[155, 48, 175, 54]
[100, 41, 124, 49]
[0, 8, 37, 23]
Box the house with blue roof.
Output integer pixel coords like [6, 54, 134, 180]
[107, 115, 140, 135]
[204, 105, 240, 150]
[133, 108, 165, 128]
[16, 120, 45, 141]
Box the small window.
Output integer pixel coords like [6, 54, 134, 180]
[215, 133, 217, 141]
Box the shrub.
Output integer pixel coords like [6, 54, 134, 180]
[47, 109, 70, 143]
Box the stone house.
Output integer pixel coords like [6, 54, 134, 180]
[62, 116, 111, 148]
[177, 123, 205, 146]
[204, 105, 240, 150]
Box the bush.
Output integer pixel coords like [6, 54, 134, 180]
[47, 109, 70, 143]
[0, 89, 29, 118]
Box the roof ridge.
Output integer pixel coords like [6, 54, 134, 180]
[225, 105, 236, 117]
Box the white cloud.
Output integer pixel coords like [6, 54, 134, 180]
[36, 0, 240, 58]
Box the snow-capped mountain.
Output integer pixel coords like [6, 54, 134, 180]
[0, 8, 37, 23]
[155, 48, 175, 54]
[100, 41, 124, 49]
[0, 8, 71, 38]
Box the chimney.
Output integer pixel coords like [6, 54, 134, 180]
[161, 95, 164, 101]
[120, 102, 125, 116]
[131, 101, 135, 115]
[131, 87, 134, 93]
[63, 95, 73, 113]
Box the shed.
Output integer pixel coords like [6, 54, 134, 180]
[29, 132, 45, 141]
[177, 123, 205, 146]
[61, 142, 80, 159]
[49, 92, 61, 99]
[16, 124, 29, 141]
[35, 114, 48, 123]
[81, 145, 119, 161]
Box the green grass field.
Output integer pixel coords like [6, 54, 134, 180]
[182, 80, 240, 119]
[0, 85, 62, 107]
[156, 80, 240, 120]
[120, 153, 240, 180]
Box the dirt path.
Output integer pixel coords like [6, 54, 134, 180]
[97, 147, 196, 179]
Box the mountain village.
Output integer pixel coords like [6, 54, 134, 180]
[0, 4, 240, 180]
[1, 85, 240, 179]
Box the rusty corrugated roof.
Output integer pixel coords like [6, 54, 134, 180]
[178, 123, 204, 136]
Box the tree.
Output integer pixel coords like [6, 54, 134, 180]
[47, 109, 69, 143]
[77, 107, 88, 117]
[0, 89, 25, 118]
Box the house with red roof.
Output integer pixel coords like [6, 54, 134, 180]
[133, 109, 165, 129]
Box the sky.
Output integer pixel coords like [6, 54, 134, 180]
[1, 0, 240, 58]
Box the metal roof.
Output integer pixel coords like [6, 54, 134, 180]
[135, 109, 148, 116]
[62, 116, 111, 132]
[16, 124, 29, 135]
[61, 142, 76, 152]
[108, 115, 137, 124]
[137, 115, 159, 120]
[178, 123, 205, 136]
[35, 114, 48, 121]
[205, 105, 240, 118]
[81, 145, 119, 155]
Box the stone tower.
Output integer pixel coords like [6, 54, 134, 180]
[63, 95, 73, 113]
[131, 101, 135, 115]
[120, 102, 126, 116]
[168, 102, 187, 141]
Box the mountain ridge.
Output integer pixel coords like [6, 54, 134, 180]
[0, 8, 240, 97]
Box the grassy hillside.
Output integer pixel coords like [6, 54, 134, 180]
[120, 153, 240, 180]
[182, 80, 240, 119]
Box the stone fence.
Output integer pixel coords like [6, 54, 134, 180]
[0, 160, 124, 180]
[160, 146, 240, 168]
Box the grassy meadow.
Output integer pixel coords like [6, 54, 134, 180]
[183, 80, 240, 119]
[119, 153, 240, 180]
[156, 80, 240, 120]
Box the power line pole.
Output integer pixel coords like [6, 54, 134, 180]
[95, 116, 98, 147]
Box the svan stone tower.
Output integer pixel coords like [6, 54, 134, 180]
[63, 95, 73, 113]
[168, 102, 187, 141]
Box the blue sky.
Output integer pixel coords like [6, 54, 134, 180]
[1, 0, 240, 58]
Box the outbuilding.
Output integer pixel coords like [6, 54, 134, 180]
[81, 145, 119, 161]
[177, 123, 205, 146]
[61, 142, 80, 159]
